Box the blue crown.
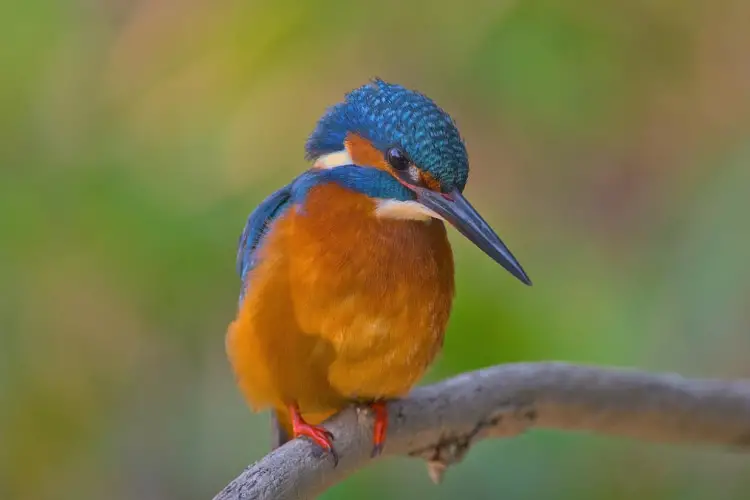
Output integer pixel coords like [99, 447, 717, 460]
[306, 79, 469, 191]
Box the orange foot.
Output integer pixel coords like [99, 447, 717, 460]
[288, 403, 338, 466]
[370, 401, 388, 457]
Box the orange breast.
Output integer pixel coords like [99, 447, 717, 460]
[226, 182, 455, 423]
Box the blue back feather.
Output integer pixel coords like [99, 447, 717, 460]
[306, 79, 469, 191]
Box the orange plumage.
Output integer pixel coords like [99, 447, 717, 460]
[226, 182, 455, 435]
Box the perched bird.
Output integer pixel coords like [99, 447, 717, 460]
[227, 79, 531, 462]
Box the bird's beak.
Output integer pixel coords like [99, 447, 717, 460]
[414, 186, 532, 286]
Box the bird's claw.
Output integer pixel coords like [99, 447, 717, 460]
[294, 423, 338, 466]
[289, 403, 338, 466]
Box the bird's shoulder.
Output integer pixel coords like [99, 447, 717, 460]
[235, 184, 292, 284]
[234, 169, 343, 290]
[235, 166, 413, 299]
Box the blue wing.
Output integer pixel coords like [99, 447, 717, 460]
[236, 185, 293, 302]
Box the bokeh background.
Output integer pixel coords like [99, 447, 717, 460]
[3, 0, 750, 498]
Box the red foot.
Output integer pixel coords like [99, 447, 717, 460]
[370, 401, 388, 457]
[288, 403, 338, 465]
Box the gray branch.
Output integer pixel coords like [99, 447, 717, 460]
[213, 362, 750, 500]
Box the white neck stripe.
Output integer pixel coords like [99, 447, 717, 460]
[313, 150, 353, 169]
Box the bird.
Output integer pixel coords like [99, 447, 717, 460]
[226, 79, 531, 463]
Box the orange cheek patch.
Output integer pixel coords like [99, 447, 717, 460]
[420, 171, 442, 191]
[344, 134, 390, 171]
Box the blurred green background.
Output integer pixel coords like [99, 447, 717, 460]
[3, 0, 750, 498]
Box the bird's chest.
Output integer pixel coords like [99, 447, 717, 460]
[283, 185, 455, 359]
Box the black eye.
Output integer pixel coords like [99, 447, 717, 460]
[385, 147, 410, 171]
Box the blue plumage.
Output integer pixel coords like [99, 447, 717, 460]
[292, 165, 413, 203]
[306, 79, 469, 191]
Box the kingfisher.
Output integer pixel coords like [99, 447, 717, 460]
[226, 79, 531, 463]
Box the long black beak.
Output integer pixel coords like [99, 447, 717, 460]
[415, 186, 532, 285]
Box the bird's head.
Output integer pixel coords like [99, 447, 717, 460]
[305, 79, 531, 285]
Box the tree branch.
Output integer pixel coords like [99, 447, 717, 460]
[213, 362, 750, 500]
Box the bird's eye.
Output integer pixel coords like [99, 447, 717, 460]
[385, 147, 410, 171]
